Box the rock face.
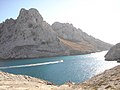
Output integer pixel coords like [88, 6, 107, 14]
[105, 43, 120, 62]
[52, 22, 112, 53]
[0, 8, 68, 59]
[0, 65, 120, 90]
[0, 8, 112, 59]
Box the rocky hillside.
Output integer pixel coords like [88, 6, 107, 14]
[105, 43, 120, 62]
[0, 8, 68, 59]
[0, 8, 112, 59]
[52, 22, 112, 53]
[0, 65, 120, 90]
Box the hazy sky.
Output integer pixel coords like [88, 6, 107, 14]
[0, 0, 120, 44]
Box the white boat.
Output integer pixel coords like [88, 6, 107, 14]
[60, 60, 63, 62]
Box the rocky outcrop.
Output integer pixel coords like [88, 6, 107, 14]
[0, 8, 68, 59]
[105, 43, 120, 62]
[0, 8, 112, 59]
[79, 65, 120, 90]
[0, 65, 120, 90]
[0, 71, 57, 90]
[52, 22, 112, 52]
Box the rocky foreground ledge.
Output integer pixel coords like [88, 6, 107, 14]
[0, 65, 120, 90]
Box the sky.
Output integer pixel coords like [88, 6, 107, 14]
[0, 0, 120, 44]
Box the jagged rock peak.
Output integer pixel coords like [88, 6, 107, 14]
[52, 22, 85, 42]
[52, 22, 73, 25]
[17, 8, 43, 24]
[52, 22, 74, 29]
[19, 8, 40, 15]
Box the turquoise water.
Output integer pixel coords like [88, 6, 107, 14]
[0, 51, 119, 85]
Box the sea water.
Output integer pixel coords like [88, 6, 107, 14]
[0, 51, 119, 85]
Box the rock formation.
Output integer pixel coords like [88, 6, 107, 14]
[105, 43, 120, 62]
[0, 71, 57, 90]
[0, 8, 112, 59]
[0, 65, 120, 90]
[52, 22, 112, 54]
[0, 8, 68, 59]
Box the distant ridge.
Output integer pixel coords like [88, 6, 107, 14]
[0, 8, 112, 59]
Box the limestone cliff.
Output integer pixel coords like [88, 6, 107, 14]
[0, 8, 68, 59]
[105, 43, 120, 62]
[0, 8, 112, 59]
[52, 22, 112, 53]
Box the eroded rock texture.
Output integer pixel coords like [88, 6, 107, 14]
[0, 8, 112, 59]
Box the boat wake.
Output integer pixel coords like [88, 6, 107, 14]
[0, 60, 63, 69]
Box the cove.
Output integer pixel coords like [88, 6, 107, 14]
[0, 51, 119, 85]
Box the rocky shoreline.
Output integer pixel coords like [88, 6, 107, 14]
[0, 65, 120, 90]
[105, 43, 120, 62]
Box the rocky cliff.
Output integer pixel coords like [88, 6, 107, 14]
[0, 8, 112, 59]
[0, 8, 68, 59]
[105, 43, 120, 62]
[52, 22, 112, 54]
[0, 65, 120, 90]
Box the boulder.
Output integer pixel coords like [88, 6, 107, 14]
[105, 43, 120, 62]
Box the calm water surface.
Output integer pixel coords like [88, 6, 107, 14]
[0, 51, 119, 85]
